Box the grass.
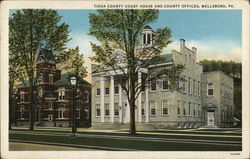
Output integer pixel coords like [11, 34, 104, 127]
[10, 129, 242, 142]
[9, 133, 242, 151]
[138, 130, 242, 136]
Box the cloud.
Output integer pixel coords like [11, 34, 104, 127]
[67, 31, 98, 56]
[164, 39, 242, 62]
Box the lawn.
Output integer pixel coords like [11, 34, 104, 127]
[9, 128, 242, 151]
[10, 129, 242, 142]
[9, 133, 241, 151]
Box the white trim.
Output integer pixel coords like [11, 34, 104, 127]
[48, 114, 53, 121]
[149, 100, 157, 116]
[161, 100, 169, 116]
[148, 62, 173, 68]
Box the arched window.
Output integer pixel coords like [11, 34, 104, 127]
[207, 83, 214, 96]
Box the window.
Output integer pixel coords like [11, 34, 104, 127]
[143, 34, 146, 44]
[182, 76, 186, 93]
[114, 103, 119, 116]
[105, 103, 110, 116]
[198, 81, 200, 96]
[162, 80, 169, 90]
[193, 105, 196, 117]
[198, 104, 201, 117]
[58, 88, 65, 101]
[84, 109, 89, 119]
[20, 106, 24, 119]
[48, 114, 53, 121]
[141, 101, 145, 116]
[105, 87, 110, 95]
[38, 73, 43, 83]
[96, 104, 100, 117]
[76, 109, 80, 119]
[162, 100, 169, 115]
[49, 74, 53, 84]
[141, 79, 145, 92]
[58, 108, 64, 119]
[183, 102, 186, 116]
[207, 83, 214, 96]
[114, 85, 119, 94]
[38, 88, 43, 97]
[147, 34, 151, 44]
[188, 102, 191, 116]
[150, 101, 156, 116]
[96, 88, 100, 96]
[193, 79, 196, 95]
[177, 101, 181, 116]
[83, 92, 89, 102]
[188, 77, 191, 94]
[20, 92, 25, 102]
[49, 102, 53, 109]
[151, 80, 156, 91]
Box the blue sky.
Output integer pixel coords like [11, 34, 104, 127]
[54, 9, 242, 62]
[9, 9, 242, 81]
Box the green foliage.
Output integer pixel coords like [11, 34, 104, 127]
[199, 60, 241, 78]
[9, 9, 71, 82]
[59, 47, 88, 79]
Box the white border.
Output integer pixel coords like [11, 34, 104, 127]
[1, 0, 249, 159]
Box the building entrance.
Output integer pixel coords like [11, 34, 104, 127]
[207, 110, 215, 126]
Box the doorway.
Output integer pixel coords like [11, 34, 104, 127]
[207, 110, 215, 126]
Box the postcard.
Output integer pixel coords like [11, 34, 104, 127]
[1, 0, 249, 159]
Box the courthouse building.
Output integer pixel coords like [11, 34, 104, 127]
[16, 46, 91, 127]
[91, 25, 234, 129]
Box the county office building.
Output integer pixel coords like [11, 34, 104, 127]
[91, 25, 234, 129]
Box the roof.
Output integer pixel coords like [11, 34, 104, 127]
[147, 54, 173, 65]
[16, 73, 91, 88]
[36, 48, 55, 63]
[144, 25, 152, 30]
[53, 73, 91, 86]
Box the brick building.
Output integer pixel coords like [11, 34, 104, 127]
[16, 47, 91, 127]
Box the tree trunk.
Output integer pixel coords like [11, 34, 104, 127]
[129, 73, 136, 135]
[29, 78, 34, 130]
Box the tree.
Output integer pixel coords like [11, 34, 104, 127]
[59, 46, 88, 79]
[9, 9, 71, 130]
[89, 10, 184, 135]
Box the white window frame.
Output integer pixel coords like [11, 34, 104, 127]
[105, 103, 110, 117]
[20, 92, 25, 102]
[114, 85, 119, 95]
[141, 101, 145, 116]
[150, 79, 157, 92]
[207, 83, 214, 96]
[114, 103, 119, 116]
[177, 101, 181, 116]
[162, 100, 169, 116]
[188, 102, 192, 116]
[150, 101, 157, 116]
[49, 102, 53, 109]
[193, 79, 196, 95]
[96, 104, 100, 117]
[58, 88, 65, 101]
[48, 114, 53, 121]
[20, 106, 25, 119]
[162, 79, 169, 91]
[58, 108, 64, 119]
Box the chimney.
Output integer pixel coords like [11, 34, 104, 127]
[180, 39, 185, 53]
[192, 47, 197, 53]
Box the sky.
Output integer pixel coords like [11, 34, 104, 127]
[55, 9, 242, 61]
[9, 9, 242, 81]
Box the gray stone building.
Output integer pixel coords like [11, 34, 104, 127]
[91, 25, 234, 129]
